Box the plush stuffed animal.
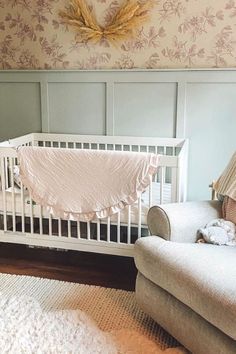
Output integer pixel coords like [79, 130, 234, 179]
[198, 219, 236, 246]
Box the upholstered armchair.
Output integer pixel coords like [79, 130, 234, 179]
[134, 200, 236, 354]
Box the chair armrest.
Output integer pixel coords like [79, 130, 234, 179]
[147, 200, 222, 243]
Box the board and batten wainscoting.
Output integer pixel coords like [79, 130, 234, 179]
[0, 69, 235, 201]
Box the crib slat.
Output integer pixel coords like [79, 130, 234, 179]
[154, 146, 158, 184]
[160, 167, 164, 204]
[77, 221, 81, 239]
[171, 167, 178, 202]
[58, 218, 62, 237]
[1, 158, 7, 231]
[49, 214, 52, 236]
[29, 194, 34, 234]
[20, 180, 25, 233]
[10, 158, 16, 232]
[138, 196, 142, 238]
[68, 220, 71, 238]
[87, 222, 91, 240]
[107, 217, 111, 242]
[97, 220, 100, 241]
[117, 212, 121, 243]
[149, 175, 153, 207]
[39, 206, 43, 235]
[127, 205, 131, 245]
[4, 158, 9, 189]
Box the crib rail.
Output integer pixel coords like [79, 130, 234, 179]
[0, 133, 188, 257]
[31, 133, 185, 147]
[2, 133, 35, 148]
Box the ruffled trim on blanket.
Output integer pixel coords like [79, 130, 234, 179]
[19, 154, 159, 222]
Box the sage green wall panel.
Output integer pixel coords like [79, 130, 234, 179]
[48, 83, 106, 135]
[186, 83, 236, 201]
[2, 70, 236, 202]
[0, 82, 41, 142]
[114, 83, 177, 137]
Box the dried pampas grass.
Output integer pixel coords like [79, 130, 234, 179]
[59, 0, 155, 44]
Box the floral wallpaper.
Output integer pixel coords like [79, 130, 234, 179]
[0, 0, 236, 69]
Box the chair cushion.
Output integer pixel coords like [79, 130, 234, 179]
[134, 236, 236, 340]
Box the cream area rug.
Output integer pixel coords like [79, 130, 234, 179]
[0, 273, 188, 354]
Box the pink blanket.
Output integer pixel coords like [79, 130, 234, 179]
[17, 147, 159, 221]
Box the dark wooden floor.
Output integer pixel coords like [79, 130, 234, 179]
[0, 243, 137, 291]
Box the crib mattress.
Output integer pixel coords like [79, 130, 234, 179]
[0, 183, 172, 226]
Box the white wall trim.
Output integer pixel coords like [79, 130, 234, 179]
[105, 81, 114, 135]
[40, 80, 50, 133]
[176, 82, 187, 138]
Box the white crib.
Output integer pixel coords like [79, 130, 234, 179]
[0, 133, 188, 257]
